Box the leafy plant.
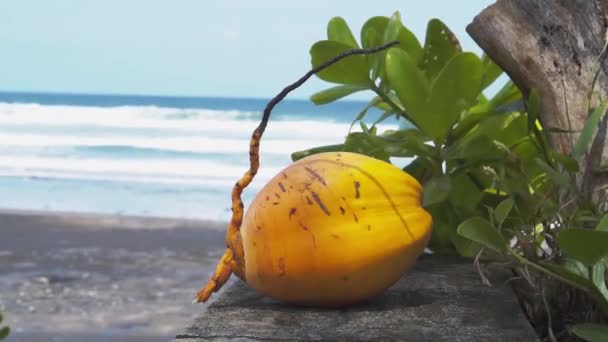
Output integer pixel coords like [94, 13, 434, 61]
[297, 11, 608, 341]
[298, 11, 528, 255]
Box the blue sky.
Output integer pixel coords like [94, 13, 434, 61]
[0, 0, 493, 99]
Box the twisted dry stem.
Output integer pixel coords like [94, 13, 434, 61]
[194, 40, 400, 303]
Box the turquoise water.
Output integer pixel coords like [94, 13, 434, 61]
[0, 91, 406, 221]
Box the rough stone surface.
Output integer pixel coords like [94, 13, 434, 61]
[174, 256, 537, 341]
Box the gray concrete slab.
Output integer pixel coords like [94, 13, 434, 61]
[175, 256, 537, 341]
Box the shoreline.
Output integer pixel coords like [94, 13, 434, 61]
[0, 207, 228, 341]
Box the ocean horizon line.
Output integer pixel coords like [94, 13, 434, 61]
[0, 89, 370, 105]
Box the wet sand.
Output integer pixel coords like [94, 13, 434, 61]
[0, 209, 228, 341]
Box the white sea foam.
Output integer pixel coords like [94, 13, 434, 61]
[0, 99, 402, 220]
[0, 133, 340, 155]
[0, 102, 396, 140]
[0, 156, 279, 187]
[0, 102, 399, 181]
[0, 155, 254, 178]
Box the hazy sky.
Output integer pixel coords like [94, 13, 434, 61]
[0, 0, 494, 99]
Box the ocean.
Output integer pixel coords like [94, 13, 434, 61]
[0, 91, 405, 221]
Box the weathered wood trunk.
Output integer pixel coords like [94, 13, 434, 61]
[467, 0, 608, 210]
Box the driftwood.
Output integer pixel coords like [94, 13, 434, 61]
[467, 0, 608, 208]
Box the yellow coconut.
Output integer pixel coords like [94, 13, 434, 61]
[196, 151, 432, 307]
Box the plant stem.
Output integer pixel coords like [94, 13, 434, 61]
[510, 250, 608, 315]
[511, 252, 574, 288]
[369, 83, 418, 129]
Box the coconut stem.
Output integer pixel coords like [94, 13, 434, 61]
[194, 40, 400, 303]
[194, 248, 235, 303]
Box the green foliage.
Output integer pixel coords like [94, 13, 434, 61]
[558, 229, 608, 266]
[0, 313, 9, 340]
[310, 41, 371, 85]
[457, 217, 508, 253]
[310, 85, 367, 105]
[425, 52, 483, 142]
[422, 175, 451, 207]
[385, 48, 429, 124]
[419, 19, 461, 80]
[573, 102, 608, 160]
[298, 11, 608, 338]
[572, 323, 608, 342]
[297, 11, 524, 255]
[480, 53, 503, 90]
[327, 17, 359, 48]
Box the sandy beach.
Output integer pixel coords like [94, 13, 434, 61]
[0, 209, 228, 341]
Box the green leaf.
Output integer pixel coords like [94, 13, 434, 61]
[361, 26, 379, 64]
[374, 100, 393, 112]
[457, 216, 508, 253]
[477, 112, 529, 148]
[426, 202, 458, 254]
[419, 19, 461, 81]
[361, 16, 422, 56]
[451, 233, 483, 258]
[561, 257, 589, 278]
[558, 229, 608, 266]
[592, 263, 608, 303]
[361, 17, 386, 74]
[554, 153, 580, 172]
[480, 54, 503, 90]
[310, 85, 368, 105]
[291, 144, 345, 161]
[379, 129, 434, 157]
[402, 157, 433, 183]
[448, 172, 482, 214]
[542, 262, 608, 314]
[596, 214, 608, 232]
[377, 92, 404, 112]
[488, 80, 522, 109]
[344, 132, 390, 162]
[571, 324, 608, 342]
[544, 262, 596, 288]
[383, 12, 402, 47]
[423, 175, 451, 206]
[310, 40, 371, 86]
[349, 97, 381, 131]
[535, 158, 569, 186]
[360, 17, 386, 50]
[359, 121, 370, 133]
[449, 111, 492, 141]
[394, 23, 423, 62]
[370, 111, 396, 130]
[385, 48, 430, 130]
[327, 17, 359, 48]
[442, 134, 502, 161]
[426, 52, 483, 141]
[494, 197, 514, 226]
[370, 12, 403, 80]
[361, 16, 423, 76]
[573, 102, 608, 160]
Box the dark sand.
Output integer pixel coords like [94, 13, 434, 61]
[0, 209, 228, 341]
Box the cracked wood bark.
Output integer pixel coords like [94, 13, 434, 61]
[467, 0, 608, 209]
